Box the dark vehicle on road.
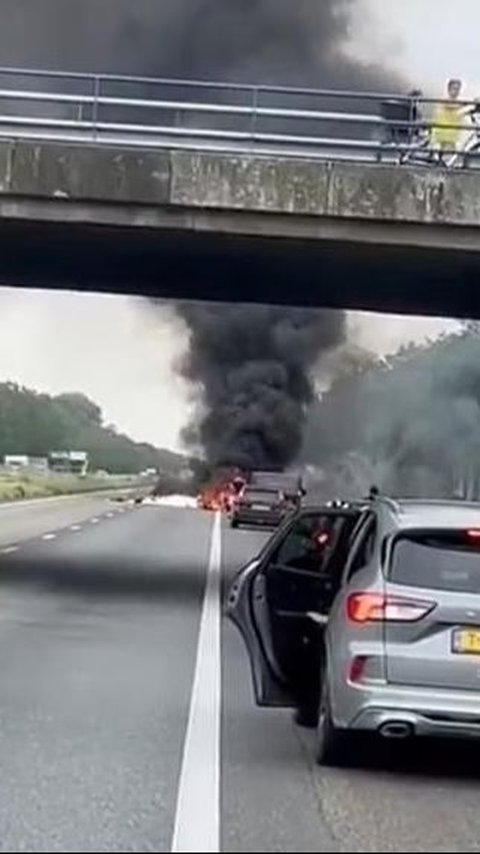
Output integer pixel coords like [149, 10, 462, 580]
[250, 470, 306, 507]
[227, 496, 480, 766]
[230, 486, 294, 529]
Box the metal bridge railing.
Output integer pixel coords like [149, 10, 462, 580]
[0, 67, 478, 167]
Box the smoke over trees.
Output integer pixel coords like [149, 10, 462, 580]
[301, 327, 480, 499]
[0, 0, 405, 471]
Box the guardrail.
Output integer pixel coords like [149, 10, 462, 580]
[0, 67, 478, 167]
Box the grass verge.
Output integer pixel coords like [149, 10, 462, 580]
[0, 474, 136, 503]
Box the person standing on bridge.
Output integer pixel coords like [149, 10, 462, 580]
[431, 78, 467, 159]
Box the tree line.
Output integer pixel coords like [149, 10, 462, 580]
[0, 382, 186, 476]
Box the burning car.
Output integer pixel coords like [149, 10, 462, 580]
[196, 467, 304, 522]
[197, 468, 246, 513]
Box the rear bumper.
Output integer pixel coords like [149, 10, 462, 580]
[338, 680, 480, 739]
[351, 707, 480, 739]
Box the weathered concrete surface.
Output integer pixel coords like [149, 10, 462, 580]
[1, 140, 480, 235]
[170, 151, 480, 227]
[170, 153, 332, 215]
[4, 142, 171, 205]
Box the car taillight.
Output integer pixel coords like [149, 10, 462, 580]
[347, 593, 435, 624]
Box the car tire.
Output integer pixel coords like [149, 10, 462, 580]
[315, 680, 351, 767]
[230, 519, 239, 529]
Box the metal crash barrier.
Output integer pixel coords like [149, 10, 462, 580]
[0, 67, 478, 167]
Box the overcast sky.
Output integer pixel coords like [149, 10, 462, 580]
[0, 289, 192, 450]
[0, 2, 471, 450]
[357, 0, 480, 94]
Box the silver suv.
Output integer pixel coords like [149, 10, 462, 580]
[227, 498, 480, 765]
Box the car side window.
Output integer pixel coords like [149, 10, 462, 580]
[270, 514, 324, 570]
[269, 513, 351, 575]
[344, 516, 377, 582]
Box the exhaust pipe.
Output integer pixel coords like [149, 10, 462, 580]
[379, 721, 413, 739]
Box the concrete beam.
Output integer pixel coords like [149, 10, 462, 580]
[0, 140, 478, 316]
[169, 151, 480, 228]
[0, 141, 480, 237]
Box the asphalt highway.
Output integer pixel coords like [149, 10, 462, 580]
[1, 498, 480, 852]
[0, 491, 136, 549]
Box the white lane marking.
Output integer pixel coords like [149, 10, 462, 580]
[0, 545, 18, 555]
[106, 512, 114, 518]
[90, 517, 99, 524]
[171, 512, 221, 854]
[41, 533, 56, 541]
[70, 525, 82, 532]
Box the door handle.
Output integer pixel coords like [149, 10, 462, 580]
[307, 611, 329, 627]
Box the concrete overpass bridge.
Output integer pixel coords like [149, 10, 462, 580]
[0, 68, 480, 317]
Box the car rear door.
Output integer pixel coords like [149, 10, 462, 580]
[384, 529, 480, 691]
[326, 513, 386, 691]
[226, 507, 359, 707]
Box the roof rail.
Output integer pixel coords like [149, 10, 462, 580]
[365, 487, 400, 512]
[375, 495, 401, 512]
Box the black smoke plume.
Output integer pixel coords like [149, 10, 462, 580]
[0, 1, 401, 470]
[0, 1, 398, 89]
[178, 303, 345, 469]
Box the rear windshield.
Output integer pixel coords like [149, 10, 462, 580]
[245, 489, 277, 503]
[390, 533, 480, 593]
[253, 476, 298, 491]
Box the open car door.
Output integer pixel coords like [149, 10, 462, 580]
[226, 506, 360, 709]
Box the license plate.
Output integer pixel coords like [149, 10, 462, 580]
[452, 629, 480, 655]
[252, 504, 267, 510]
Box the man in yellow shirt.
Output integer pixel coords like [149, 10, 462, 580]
[431, 78, 465, 154]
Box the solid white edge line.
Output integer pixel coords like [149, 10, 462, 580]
[171, 512, 222, 854]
